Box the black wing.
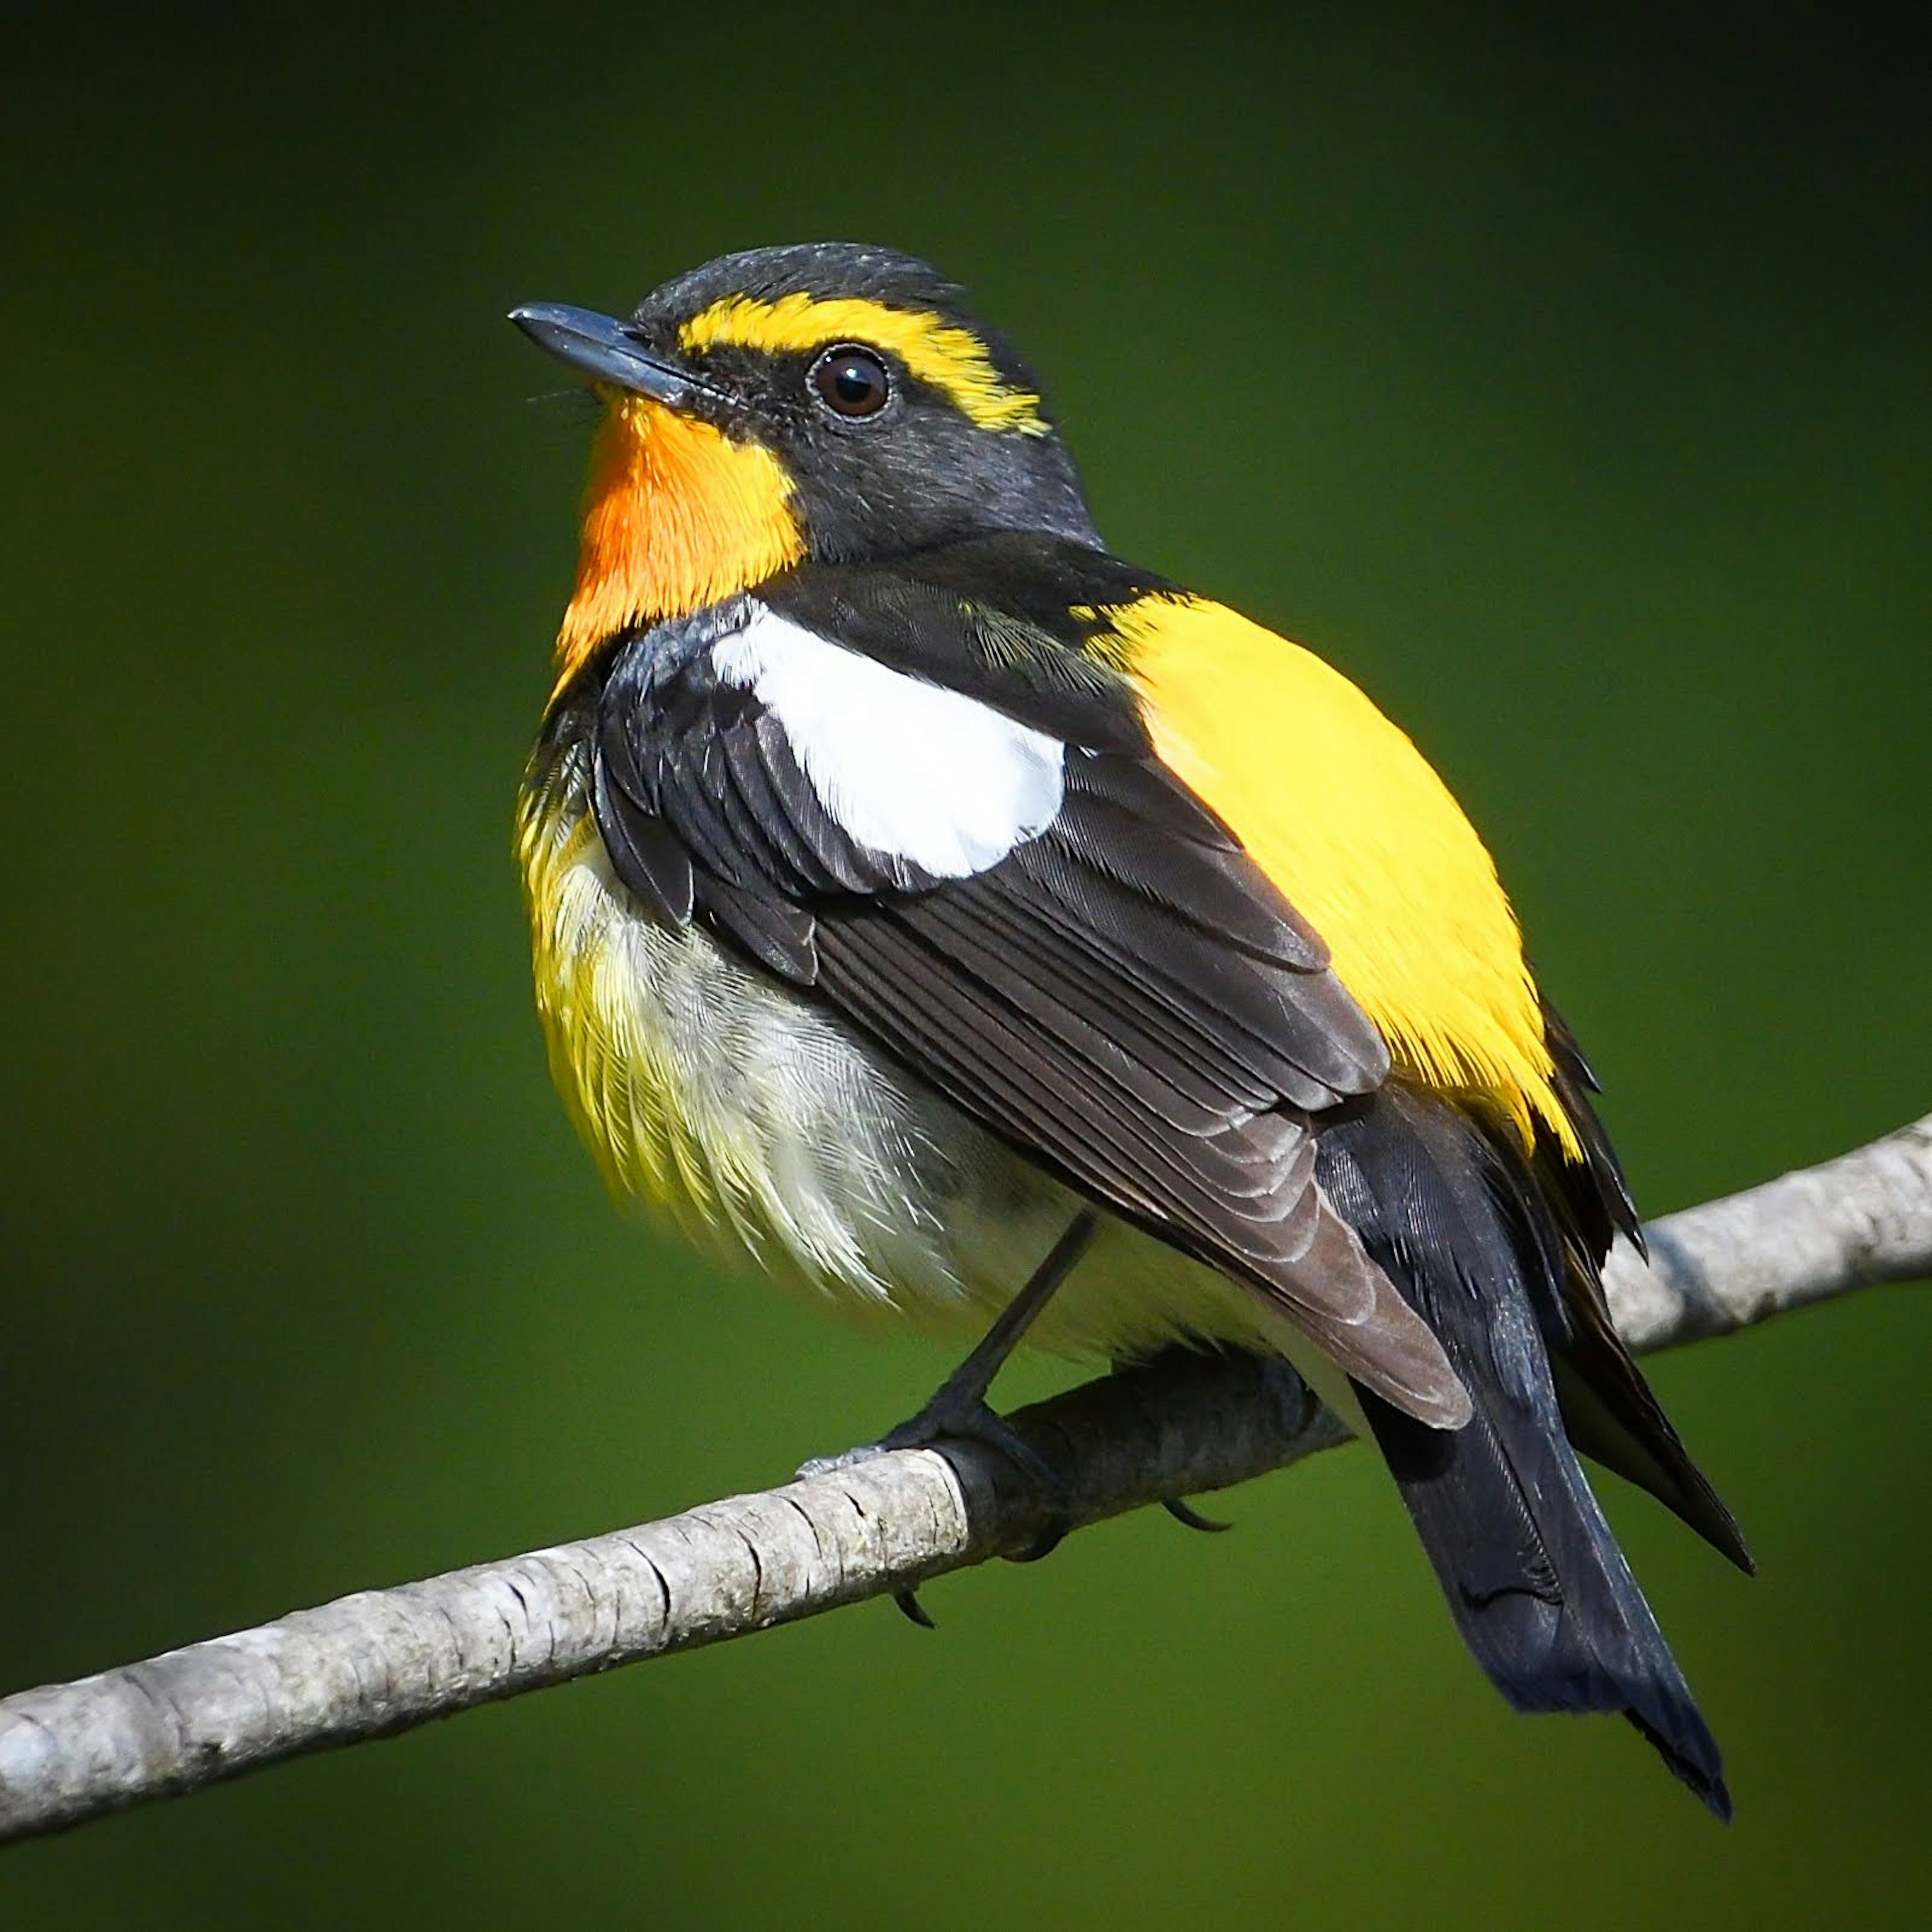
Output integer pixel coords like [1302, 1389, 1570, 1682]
[586, 539, 1470, 1426]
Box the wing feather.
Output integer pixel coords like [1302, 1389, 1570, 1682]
[584, 553, 1474, 1427]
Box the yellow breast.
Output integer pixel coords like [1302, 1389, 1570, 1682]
[1109, 594, 1574, 1154]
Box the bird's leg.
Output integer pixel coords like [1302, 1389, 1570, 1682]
[806, 1213, 1102, 1619]
[799, 1211, 1099, 1499]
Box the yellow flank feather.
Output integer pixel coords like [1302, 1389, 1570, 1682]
[1110, 595, 1577, 1155]
[679, 293, 1049, 435]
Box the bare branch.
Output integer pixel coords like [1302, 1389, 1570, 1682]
[3, 1113, 1926, 1845]
[1605, 1115, 1932, 1348]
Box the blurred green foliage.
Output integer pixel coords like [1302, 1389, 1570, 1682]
[4, 5, 1928, 1926]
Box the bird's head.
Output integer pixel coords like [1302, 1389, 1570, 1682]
[513, 243, 1097, 694]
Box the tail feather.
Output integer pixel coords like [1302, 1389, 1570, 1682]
[1317, 1086, 1731, 1819]
[1537, 1008, 1752, 1573]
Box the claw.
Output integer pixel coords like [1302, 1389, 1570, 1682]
[1163, 1497, 1234, 1534]
[1006, 1522, 1069, 1563]
[894, 1588, 937, 1629]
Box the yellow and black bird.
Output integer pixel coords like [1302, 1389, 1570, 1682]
[510, 243, 1748, 1815]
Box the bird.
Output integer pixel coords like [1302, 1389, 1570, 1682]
[509, 242, 1749, 1817]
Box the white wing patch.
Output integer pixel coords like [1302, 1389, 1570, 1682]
[711, 605, 1066, 878]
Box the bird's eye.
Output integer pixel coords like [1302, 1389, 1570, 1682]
[811, 346, 892, 419]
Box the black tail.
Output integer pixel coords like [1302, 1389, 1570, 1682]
[1317, 1085, 1732, 1819]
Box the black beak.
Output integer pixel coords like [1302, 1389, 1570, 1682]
[508, 302, 722, 410]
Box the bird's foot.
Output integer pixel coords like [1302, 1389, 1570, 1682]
[798, 1387, 1073, 1567]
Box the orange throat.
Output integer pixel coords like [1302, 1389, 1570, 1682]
[552, 395, 802, 696]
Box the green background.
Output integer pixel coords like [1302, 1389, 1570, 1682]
[6, 6, 1928, 1926]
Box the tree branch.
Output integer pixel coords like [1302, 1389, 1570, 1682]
[3, 1114, 1927, 1845]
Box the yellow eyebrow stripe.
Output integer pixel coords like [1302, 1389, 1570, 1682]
[678, 293, 1050, 435]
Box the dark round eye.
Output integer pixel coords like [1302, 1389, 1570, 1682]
[811, 346, 892, 419]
